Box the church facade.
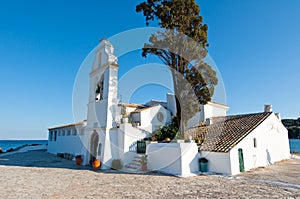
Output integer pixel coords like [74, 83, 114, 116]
[47, 38, 290, 176]
[47, 38, 228, 169]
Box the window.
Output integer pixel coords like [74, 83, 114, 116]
[62, 129, 65, 136]
[157, 112, 164, 122]
[95, 75, 104, 102]
[54, 131, 57, 141]
[49, 131, 53, 141]
[98, 143, 102, 156]
[72, 128, 77, 136]
[253, 138, 257, 148]
[66, 129, 71, 136]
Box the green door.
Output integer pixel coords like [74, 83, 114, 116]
[137, 140, 146, 154]
[238, 148, 245, 172]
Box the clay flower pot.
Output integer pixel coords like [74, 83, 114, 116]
[140, 155, 147, 171]
[92, 159, 101, 170]
[141, 164, 147, 171]
[75, 155, 83, 165]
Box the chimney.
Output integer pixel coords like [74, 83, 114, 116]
[206, 118, 213, 126]
[264, 105, 273, 113]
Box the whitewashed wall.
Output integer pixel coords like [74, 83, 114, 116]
[47, 134, 83, 156]
[147, 142, 199, 177]
[187, 102, 228, 129]
[121, 123, 148, 153]
[140, 105, 172, 133]
[200, 151, 231, 174]
[167, 93, 177, 116]
[203, 102, 228, 120]
[230, 113, 290, 175]
[131, 112, 140, 123]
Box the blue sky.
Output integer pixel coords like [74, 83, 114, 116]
[0, 0, 299, 139]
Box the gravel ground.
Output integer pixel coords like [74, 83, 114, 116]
[0, 150, 300, 198]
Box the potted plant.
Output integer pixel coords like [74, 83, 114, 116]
[92, 159, 101, 170]
[140, 154, 147, 171]
[75, 155, 83, 165]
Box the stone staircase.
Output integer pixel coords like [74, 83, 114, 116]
[122, 154, 146, 173]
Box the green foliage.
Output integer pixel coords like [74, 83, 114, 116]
[140, 154, 148, 166]
[153, 116, 179, 141]
[288, 127, 300, 139]
[136, 0, 218, 138]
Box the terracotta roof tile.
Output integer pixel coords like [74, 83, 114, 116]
[185, 112, 272, 153]
[120, 103, 145, 108]
[48, 121, 86, 130]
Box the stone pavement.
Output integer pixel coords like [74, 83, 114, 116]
[0, 150, 300, 198]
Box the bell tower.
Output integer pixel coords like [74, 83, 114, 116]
[86, 38, 119, 168]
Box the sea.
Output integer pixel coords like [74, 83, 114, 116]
[290, 139, 300, 153]
[0, 140, 48, 152]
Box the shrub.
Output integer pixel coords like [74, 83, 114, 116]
[152, 116, 179, 141]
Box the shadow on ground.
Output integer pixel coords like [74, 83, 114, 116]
[0, 150, 170, 177]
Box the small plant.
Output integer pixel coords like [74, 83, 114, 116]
[194, 138, 203, 146]
[140, 154, 147, 171]
[75, 155, 83, 165]
[141, 155, 147, 164]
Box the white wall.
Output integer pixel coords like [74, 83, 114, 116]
[200, 151, 231, 174]
[186, 111, 204, 129]
[131, 112, 140, 123]
[203, 102, 228, 119]
[121, 123, 149, 153]
[186, 102, 228, 129]
[167, 93, 177, 116]
[140, 105, 172, 133]
[147, 142, 199, 177]
[229, 113, 290, 175]
[47, 133, 83, 156]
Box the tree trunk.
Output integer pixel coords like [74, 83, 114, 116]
[172, 70, 184, 139]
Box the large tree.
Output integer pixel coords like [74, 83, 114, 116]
[136, 0, 218, 138]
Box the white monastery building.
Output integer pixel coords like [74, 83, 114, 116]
[48, 39, 290, 176]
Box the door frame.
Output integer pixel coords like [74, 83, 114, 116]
[89, 131, 99, 165]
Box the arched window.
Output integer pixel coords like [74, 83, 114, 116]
[98, 143, 102, 156]
[95, 75, 104, 102]
[54, 131, 57, 141]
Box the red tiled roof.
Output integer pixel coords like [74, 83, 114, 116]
[120, 103, 145, 108]
[48, 121, 86, 130]
[185, 112, 272, 153]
